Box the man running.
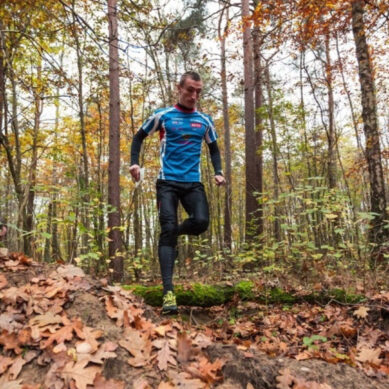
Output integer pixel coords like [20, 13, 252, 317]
[130, 71, 225, 314]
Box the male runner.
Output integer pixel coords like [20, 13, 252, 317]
[130, 71, 225, 314]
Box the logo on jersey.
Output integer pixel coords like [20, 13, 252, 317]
[191, 122, 202, 128]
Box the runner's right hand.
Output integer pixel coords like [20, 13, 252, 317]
[129, 164, 141, 182]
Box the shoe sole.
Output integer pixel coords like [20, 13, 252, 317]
[162, 306, 178, 315]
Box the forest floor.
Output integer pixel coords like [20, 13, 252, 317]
[0, 252, 388, 389]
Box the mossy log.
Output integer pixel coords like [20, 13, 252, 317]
[123, 281, 365, 307]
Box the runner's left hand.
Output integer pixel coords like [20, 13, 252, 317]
[214, 175, 226, 186]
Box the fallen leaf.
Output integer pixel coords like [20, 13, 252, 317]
[0, 375, 23, 389]
[353, 306, 369, 319]
[356, 347, 382, 366]
[155, 339, 177, 371]
[56, 264, 85, 278]
[185, 357, 224, 384]
[61, 359, 100, 389]
[120, 328, 152, 367]
[53, 343, 67, 353]
[276, 368, 295, 389]
[29, 312, 63, 328]
[88, 342, 118, 364]
[0, 356, 13, 374]
[40, 322, 75, 349]
[0, 332, 24, 354]
[154, 324, 173, 337]
[0, 273, 8, 289]
[93, 373, 125, 388]
[192, 333, 212, 349]
[168, 371, 207, 388]
[76, 326, 103, 353]
[8, 356, 26, 380]
[132, 376, 152, 389]
[0, 313, 22, 332]
[177, 332, 192, 363]
[157, 383, 175, 389]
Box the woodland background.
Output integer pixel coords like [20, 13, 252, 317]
[0, 0, 388, 286]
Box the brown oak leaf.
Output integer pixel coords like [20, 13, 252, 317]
[0, 356, 13, 374]
[167, 371, 207, 388]
[61, 359, 100, 389]
[0, 375, 23, 389]
[0, 331, 24, 354]
[88, 342, 118, 364]
[185, 357, 224, 384]
[92, 373, 125, 389]
[132, 377, 153, 389]
[276, 368, 295, 389]
[29, 312, 63, 328]
[0, 273, 8, 289]
[56, 264, 85, 279]
[75, 326, 103, 353]
[356, 347, 382, 366]
[154, 339, 177, 371]
[40, 322, 74, 349]
[120, 328, 152, 367]
[177, 332, 192, 363]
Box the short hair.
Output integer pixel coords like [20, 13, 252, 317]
[179, 71, 202, 86]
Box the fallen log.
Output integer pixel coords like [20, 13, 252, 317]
[123, 281, 365, 307]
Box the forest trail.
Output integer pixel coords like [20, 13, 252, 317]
[0, 252, 388, 388]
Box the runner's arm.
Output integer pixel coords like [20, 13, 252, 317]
[207, 141, 223, 176]
[131, 129, 148, 166]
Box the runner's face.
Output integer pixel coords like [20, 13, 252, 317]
[177, 78, 202, 109]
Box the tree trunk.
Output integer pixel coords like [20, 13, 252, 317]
[218, 3, 232, 250]
[324, 33, 337, 190]
[252, 24, 264, 238]
[264, 64, 281, 242]
[108, 0, 123, 281]
[242, 0, 260, 240]
[24, 67, 43, 256]
[351, 0, 388, 255]
[71, 0, 89, 255]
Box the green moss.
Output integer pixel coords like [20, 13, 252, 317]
[123, 284, 163, 306]
[328, 288, 365, 304]
[234, 280, 255, 300]
[124, 283, 229, 307]
[122, 283, 365, 307]
[267, 287, 296, 304]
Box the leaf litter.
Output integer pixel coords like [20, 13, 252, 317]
[0, 252, 388, 388]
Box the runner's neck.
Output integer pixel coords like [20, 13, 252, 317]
[175, 103, 195, 113]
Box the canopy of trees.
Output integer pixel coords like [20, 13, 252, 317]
[0, 0, 388, 280]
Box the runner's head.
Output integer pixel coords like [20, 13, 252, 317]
[177, 71, 202, 110]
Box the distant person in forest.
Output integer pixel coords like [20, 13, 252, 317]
[129, 71, 225, 314]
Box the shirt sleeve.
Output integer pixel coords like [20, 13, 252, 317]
[203, 114, 218, 144]
[140, 109, 163, 135]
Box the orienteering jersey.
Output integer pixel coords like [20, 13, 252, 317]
[140, 104, 218, 182]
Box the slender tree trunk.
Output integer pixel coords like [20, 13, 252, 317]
[44, 202, 53, 261]
[51, 81, 61, 261]
[108, 0, 123, 281]
[218, 3, 232, 250]
[25, 66, 43, 256]
[242, 0, 260, 240]
[264, 64, 281, 242]
[324, 33, 337, 190]
[71, 0, 90, 256]
[351, 0, 388, 254]
[252, 24, 264, 238]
